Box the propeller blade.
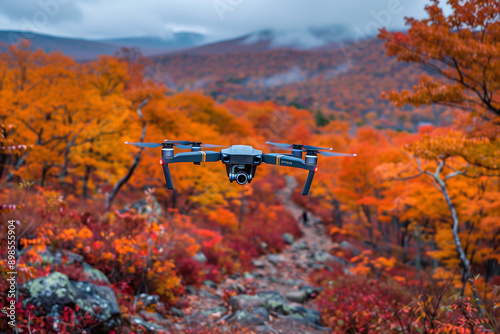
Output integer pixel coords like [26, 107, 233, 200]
[168, 142, 227, 149]
[175, 144, 192, 149]
[125, 142, 162, 148]
[266, 141, 293, 149]
[319, 151, 357, 157]
[168, 140, 195, 145]
[267, 141, 332, 151]
[203, 144, 228, 148]
[303, 145, 333, 151]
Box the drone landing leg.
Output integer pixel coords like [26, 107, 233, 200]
[162, 163, 174, 190]
[301, 170, 315, 195]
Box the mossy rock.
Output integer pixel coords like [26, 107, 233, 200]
[20, 272, 121, 333]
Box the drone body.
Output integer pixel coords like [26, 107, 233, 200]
[125, 140, 356, 196]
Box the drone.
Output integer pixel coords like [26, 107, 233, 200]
[125, 140, 356, 195]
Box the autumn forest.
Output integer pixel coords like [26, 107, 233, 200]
[1, 1, 500, 333]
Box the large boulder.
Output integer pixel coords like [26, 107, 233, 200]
[229, 295, 267, 311]
[39, 249, 110, 284]
[251, 290, 324, 328]
[20, 272, 121, 333]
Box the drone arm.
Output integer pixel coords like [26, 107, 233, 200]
[262, 154, 314, 171]
[263, 154, 316, 196]
[167, 151, 221, 163]
[160, 151, 221, 190]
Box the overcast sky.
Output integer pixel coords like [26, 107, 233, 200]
[0, 0, 444, 41]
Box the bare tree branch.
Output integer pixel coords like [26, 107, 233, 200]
[105, 96, 151, 211]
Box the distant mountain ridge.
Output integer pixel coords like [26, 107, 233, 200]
[0, 31, 120, 60]
[177, 26, 352, 55]
[0, 30, 207, 60]
[99, 32, 206, 50]
[0, 26, 355, 60]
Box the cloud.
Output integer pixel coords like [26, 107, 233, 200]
[0, 0, 83, 24]
[0, 0, 444, 41]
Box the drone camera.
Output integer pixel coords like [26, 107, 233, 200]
[236, 172, 249, 185]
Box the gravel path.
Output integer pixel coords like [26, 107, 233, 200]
[174, 176, 336, 333]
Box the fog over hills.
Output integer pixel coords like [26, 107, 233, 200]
[0, 25, 359, 60]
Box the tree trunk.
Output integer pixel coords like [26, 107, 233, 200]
[82, 165, 92, 202]
[440, 181, 484, 315]
[105, 96, 149, 211]
[416, 224, 422, 279]
[239, 190, 244, 230]
[361, 204, 374, 246]
[332, 198, 342, 228]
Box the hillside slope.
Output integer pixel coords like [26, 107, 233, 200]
[151, 38, 444, 130]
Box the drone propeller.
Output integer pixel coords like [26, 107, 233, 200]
[125, 140, 227, 149]
[124, 141, 163, 148]
[169, 141, 228, 149]
[266, 141, 333, 152]
[318, 151, 357, 157]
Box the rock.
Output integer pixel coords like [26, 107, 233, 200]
[340, 240, 361, 255]
[193, 252, 207, 263]
[299, 285, 324, 300]
[20, 272, 121, 332]
[138, 310, 172, 327]
[285, 290, 308, 303]
[132, 316, 167, 333]
[40, 249, 83, 264]
[267, 254, 285, 265]
[292, 240, 309, 250]
[310, 263, 325, 271]
[252, 289, 324, 327]
[290, 305, 322, 326]
[282, 233, 294, 245]
[39, 249, 109, 284]
[255, 324, 278, 333]
[308, 250, 349, 265]
[82, 262, 110, 284]
[273, 315, 330, 332]
[186, 285, 197, 295]
[120, 196, 162, 218]
[138, 293, 159, 306]
[199, 288, 221, 300]
[251, 307, 269, 321]
[255, 290, 287, 302]
[202, 306, 227, 317]
[229, 295, 267, 311]
[186, 306, 228, 324]
[226, 283, 246, 294]
[268, 276, 280, 283]
[282, 279, 304, 287]
[252, 271, 265, 278]
[204, 279, 217, 289]
[260, 242, 268, 250]
[252, 259, 266, 269]
[225, 310, 265, 326]
[170, 307, 185, 317]
[244, 272, 255, 280]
